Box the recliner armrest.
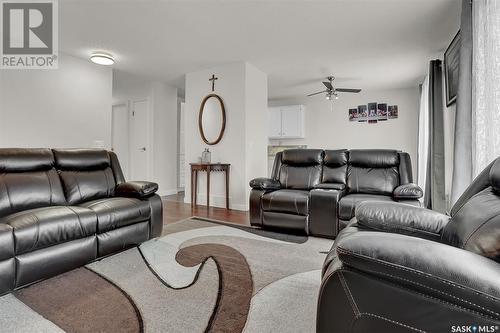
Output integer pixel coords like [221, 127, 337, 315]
[355, 201, 449, 241]
[116, 181, 158, 198]
[336, 231, 500, 318]
[249, 178, 281, 190]
[313, 183, 345, 191]
[393, 183, 423, 200]
[309, 189, 345, 238]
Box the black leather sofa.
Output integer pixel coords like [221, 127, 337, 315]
[317, 157, 500, 332]
[249, 149, 422, 238]
[0, 148, 163, 295]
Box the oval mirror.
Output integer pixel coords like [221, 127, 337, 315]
[199, 94, 226, 145]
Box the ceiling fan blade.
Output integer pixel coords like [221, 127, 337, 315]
[307, 90, 327, 97]
[335, 88, 362, 93]
[322, 82, 333, 90]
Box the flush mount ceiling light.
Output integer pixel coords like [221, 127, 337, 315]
[90, 52, 115, 65]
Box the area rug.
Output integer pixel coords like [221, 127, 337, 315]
[0, 218, 333, 333]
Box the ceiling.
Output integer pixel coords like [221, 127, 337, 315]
[60, 0, 460, 100]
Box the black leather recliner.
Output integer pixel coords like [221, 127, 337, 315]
[0, 148, 163, 295]
[317, 157, 500, 332]
[249, 149, 422, 238]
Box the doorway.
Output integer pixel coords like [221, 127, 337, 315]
[111, 103, 130, 178]
[111, 99, 151, 182]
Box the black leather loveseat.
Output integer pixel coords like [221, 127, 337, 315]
[0, 148, 163, 295]
[317, 157, 500, 332]
[249, 149, 422, 238]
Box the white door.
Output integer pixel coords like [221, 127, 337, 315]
[281, 106, 303, 138]
[111, 104, 130, 179]
[268, 107, 282, 138]
[129, 99, 150, 181]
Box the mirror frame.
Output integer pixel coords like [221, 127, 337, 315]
[198, 93, 226, 145]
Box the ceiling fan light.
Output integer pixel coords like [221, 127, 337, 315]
[90, 52, 115, 65]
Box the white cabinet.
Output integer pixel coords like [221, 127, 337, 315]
[268, 107, 282, 138]
[268, 105, 305, 139]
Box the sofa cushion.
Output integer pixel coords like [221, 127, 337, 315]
[53, 149, 111, 170]
[322, 149, 348, 184]
[261, 189, 309, 215]
[0, 224, 14, 260]
[0, 148, 54, 172]
[281, 149, 323, 166]
[58, 170, 116, 205]
[80, 197, 151, 233]
[2, 206, 97, 255]
[0, 169, 66, 218]
[0, 149, 66, 218]
[489, 157, 500, 194]
[346, 149, 400, 195]
[53, 149, 116, 205]
[442, 187, 500, 262]
[347, 166, 399, 195]
[278, 149, 323, 190]
[338, 194, 394, 220]
[348, 149, 399, 168]
[279, 165, 322, 190]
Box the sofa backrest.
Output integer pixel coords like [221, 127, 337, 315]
[278, 149, 323, 190]
[346, 150, 400, 195]
[322, 150, 348, 185]
[443, 157, 500, 262]
[0, 148, 66, 218]
[53, 149, 123, 205]
[398, 152, 414, 184]
[272, 148, 414, 194]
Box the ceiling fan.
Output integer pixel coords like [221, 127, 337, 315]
[307, 76, 361, 100]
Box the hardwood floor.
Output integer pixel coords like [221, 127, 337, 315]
[161, 192, 250, 226]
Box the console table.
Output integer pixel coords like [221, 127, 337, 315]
[190, 163, 230, 209]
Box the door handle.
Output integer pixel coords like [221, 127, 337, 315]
[140, 147, 146, 151]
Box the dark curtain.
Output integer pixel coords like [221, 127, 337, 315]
[451, 0, 473, 205]
[424, 60, 446, 212]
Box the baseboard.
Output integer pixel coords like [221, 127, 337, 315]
[158, 189, 179, 197]
[231, 204, 248, 211]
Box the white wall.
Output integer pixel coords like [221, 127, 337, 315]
[0, 53, 112, 148]
[244, 63, 268, 204]
[151, 82, 178, 196]
[269, 87, 420, 173]
[184, 62, 267, 210]
[112, 70, 178, 196]
[112, 70, 151, 104]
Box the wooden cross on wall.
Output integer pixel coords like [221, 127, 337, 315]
[209, 74, 218, 92]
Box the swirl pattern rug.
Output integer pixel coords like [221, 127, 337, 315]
[0, 218, 333, 333]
